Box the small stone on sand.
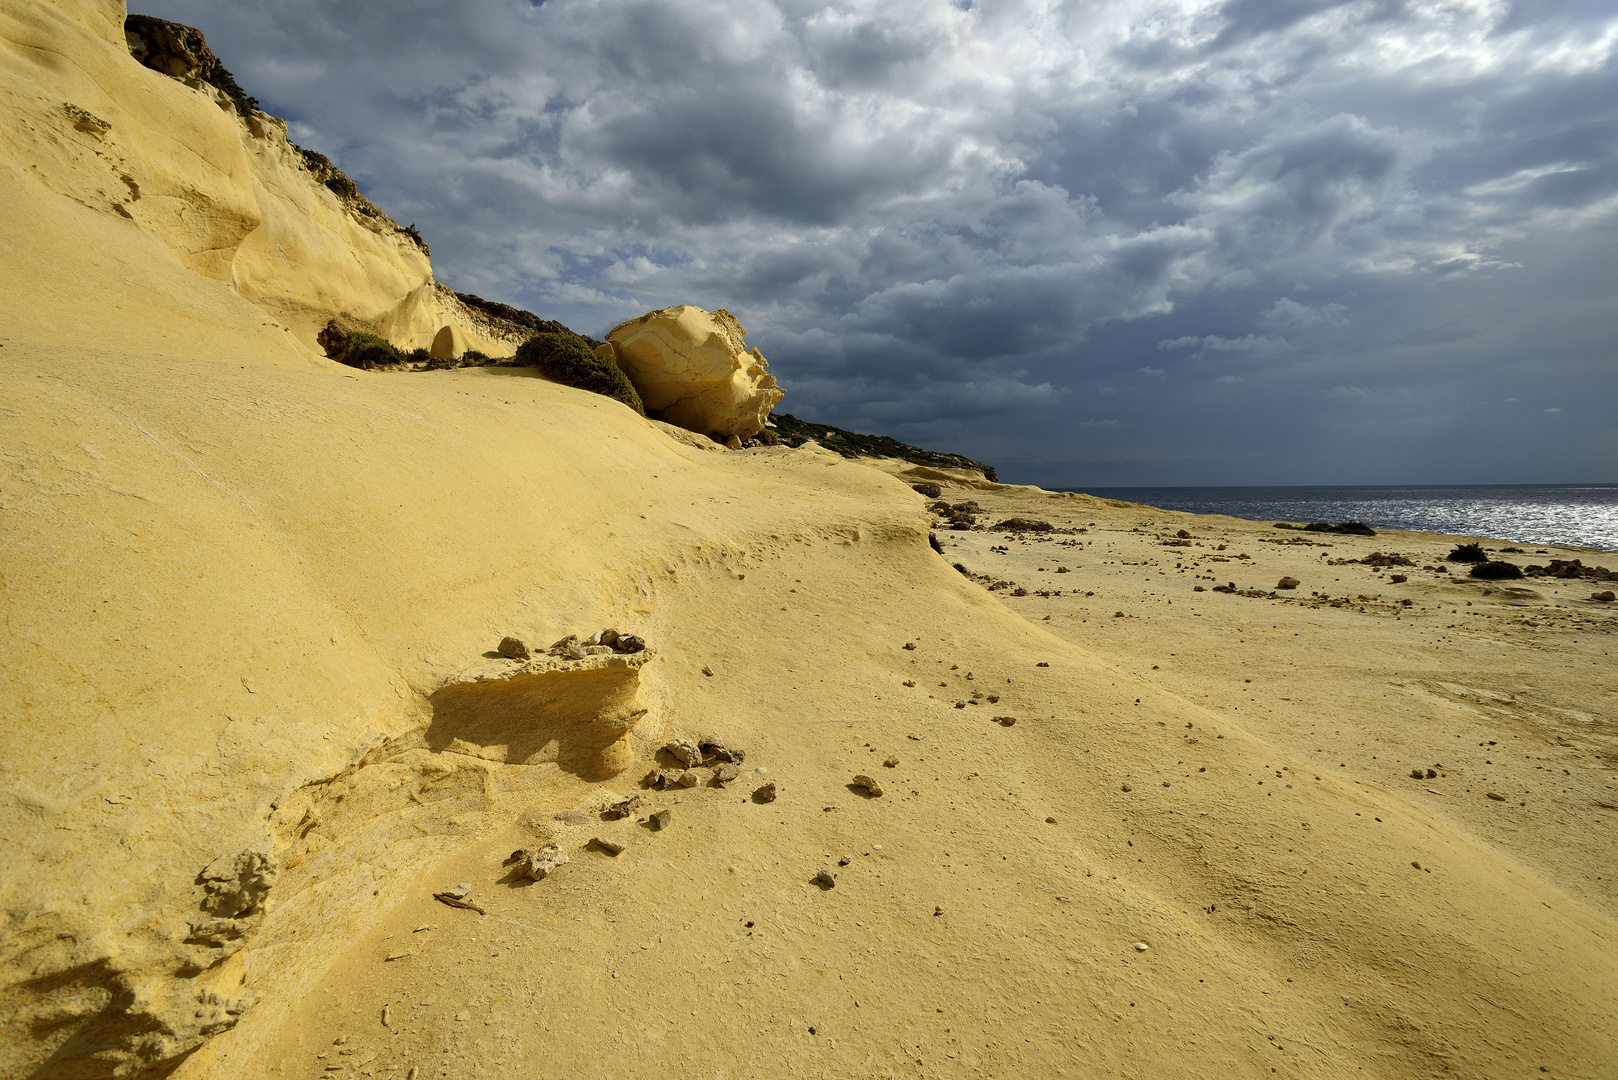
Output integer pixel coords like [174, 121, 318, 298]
[851, 774, 883, 797]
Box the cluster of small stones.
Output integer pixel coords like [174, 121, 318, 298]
[445, 732, 767, 907]
[1524, 559, 1616, 582]
[708, 430, 781, 451]
[928, 499, 983, 531]
[496, 628, 646, 662]
[644, 735, 748, 791]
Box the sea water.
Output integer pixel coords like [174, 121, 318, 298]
[1060, 484, 1618, 553]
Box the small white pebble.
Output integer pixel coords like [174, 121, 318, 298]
[755, 767, 767, 774]
[1133, 942, 1149, 952]
[872, 844, 883, 851]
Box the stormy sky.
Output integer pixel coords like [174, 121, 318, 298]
[140, 0, 1617, 486]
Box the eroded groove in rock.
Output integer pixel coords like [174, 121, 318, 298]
[419, 652, 654, 780]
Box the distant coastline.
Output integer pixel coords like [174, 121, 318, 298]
[1054, 483, 1618, 552]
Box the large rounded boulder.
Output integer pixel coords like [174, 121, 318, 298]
[603, 305, 784, 440]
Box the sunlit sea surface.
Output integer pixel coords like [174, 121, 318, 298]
[1059, 485, 1618, 553]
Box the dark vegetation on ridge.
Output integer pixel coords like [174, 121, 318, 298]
[767, 414, 999, 482]
[1274, 521, 1377, 536]
[456, 294, 596, 345]
[515, 333, 644, 415]
[126, 13, 428, 254]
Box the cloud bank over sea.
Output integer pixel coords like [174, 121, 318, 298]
[142, 0, 1618, 484]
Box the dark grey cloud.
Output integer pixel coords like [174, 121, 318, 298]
[139, 0, 1618, 484]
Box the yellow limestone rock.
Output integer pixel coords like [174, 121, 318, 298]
[430, 324, 467, 361]
[605, 305, 784, 439]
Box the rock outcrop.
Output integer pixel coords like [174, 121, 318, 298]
[124, 14, 216, 81]
[114, 8, 535, 360]
[603, 305, 784, 439]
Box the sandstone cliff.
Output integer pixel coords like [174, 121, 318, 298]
[4, 5, 1616, 1080]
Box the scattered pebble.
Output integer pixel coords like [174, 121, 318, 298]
[838, 856, 851, 866]
[496, 636, 530, 660]
[851, 774, 884, 797]
[591, 837, 625, 856]
[883, 757, 899, 768]
[753, 782, 778, 804]
[1121, 783, 1132, 792]
[812, 870, 837, 889]
[1045, 817, 1057, 824]
[701, 666, 714, 677]
[676, 770, 700, 788]
[714, 763, 741, 786]
[508, 844, 568, 880]
[649, 809, 672, 830]
[665, 740, 703, 767]
[1133, 942, 1149, 952]
[1486, 792, 1506, 801]
[602, 795, 642, 819]
[995, 716, 1016, 727]
[1277, 577, 1301, 590]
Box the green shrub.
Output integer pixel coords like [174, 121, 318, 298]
[1470, 560, 1523, 580]
[515, 332, 644, 414]
[1303, 521, 1377, 536]
[461, 350, 490, 365]
[341, 332, 405, 370]
[1447, 543, 1486, 563]
[203, 59, 259, 118]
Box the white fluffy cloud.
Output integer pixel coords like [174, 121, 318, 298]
[140, 0, 1618, 483]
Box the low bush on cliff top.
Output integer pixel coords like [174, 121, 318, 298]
[1447, 542, 1487, 563]
[515, 333, 644, 415]
[1470, 560, 1524, 580]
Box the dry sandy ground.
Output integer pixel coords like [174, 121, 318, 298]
[197, 468, 1618, 1080]
[931, 485, 1618, 923]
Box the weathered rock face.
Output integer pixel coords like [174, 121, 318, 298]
[604, 305, 784, 440]
[124, 14, 216, 80]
